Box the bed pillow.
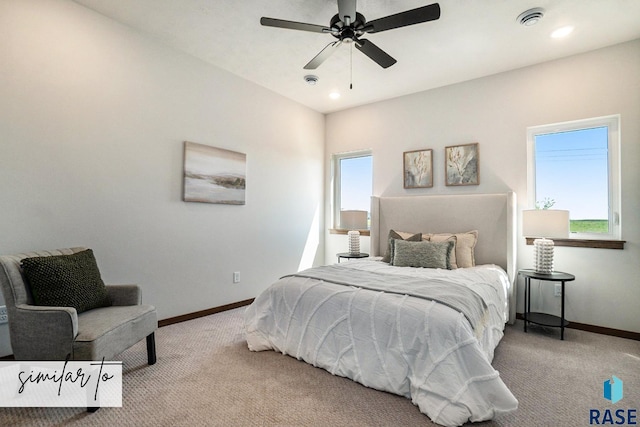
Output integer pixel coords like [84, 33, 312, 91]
[391, 239, 454, 269]
[20, 249, 112, 313]
[382, 230, 422, 263]
[428, 234, 458, 268]
[429, 230, 478, 268]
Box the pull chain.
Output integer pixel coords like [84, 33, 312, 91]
[350, 42, 353, 90]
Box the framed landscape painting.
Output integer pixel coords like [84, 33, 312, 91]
[403, 149, 433, 189]
[183, 141, 246, 205]
[445, 143, 479, 186]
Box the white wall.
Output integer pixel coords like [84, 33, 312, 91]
[325, 40, 640, 334]
[0, 0, 325, 356]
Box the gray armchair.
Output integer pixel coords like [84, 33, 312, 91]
[0, 247, 157, 364]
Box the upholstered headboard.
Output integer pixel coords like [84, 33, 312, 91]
[370, 192, 517, 323]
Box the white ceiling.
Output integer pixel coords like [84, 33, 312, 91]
[72, 0, 640, 114]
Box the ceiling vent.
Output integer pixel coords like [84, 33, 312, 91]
[517, 8, 545, 26]
[304, 75, 319, 85]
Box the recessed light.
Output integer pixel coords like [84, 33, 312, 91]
[551, 26, 574, 39]
[329, 91, 340, 100]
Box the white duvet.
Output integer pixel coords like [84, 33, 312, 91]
[245, 259, 518, 426]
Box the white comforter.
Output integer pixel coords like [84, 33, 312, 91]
[244, 260, 518, 426]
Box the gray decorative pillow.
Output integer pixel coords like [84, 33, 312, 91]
[21, 249, 112, 313]
[382, 230, 422, 263]
[391, 240, 454, 269]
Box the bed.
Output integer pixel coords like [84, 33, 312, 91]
[245, 193, 518, 426]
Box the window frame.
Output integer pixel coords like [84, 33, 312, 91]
[331, 149, 373, 230]
[526, 115, 621, 241]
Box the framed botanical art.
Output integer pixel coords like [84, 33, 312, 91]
[183, 141, 246, 205]
[403, 149, 433, 189]
[445, 143, 479, 186]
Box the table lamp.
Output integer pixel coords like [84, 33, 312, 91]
[340, 210, 368, 255]
[522, 209, 569, 273]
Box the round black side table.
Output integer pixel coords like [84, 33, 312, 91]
[337, 253, 369, 263]
[518, 269, 575, 340]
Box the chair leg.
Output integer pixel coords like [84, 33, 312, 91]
[146, 333, 157, 365]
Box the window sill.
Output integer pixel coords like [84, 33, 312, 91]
[330, 229, 371, 236]
[525, 237, 625, 250]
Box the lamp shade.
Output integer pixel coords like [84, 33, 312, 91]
[340, 210, 368, 230]
[522, 209, 570, 238]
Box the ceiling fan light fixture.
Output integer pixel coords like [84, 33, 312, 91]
[517, 7, 545, 26]
[304, 75, 319, 85]
[260, 1, 441, 70]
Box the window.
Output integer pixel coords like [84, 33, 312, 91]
[527, 115, 621, 240]
[332, 150, 373, 229]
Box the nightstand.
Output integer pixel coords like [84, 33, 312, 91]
[519, 269, 575, 340]
[337, 253, 369, 263]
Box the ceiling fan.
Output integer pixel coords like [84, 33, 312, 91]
[260, 1, 441, 70]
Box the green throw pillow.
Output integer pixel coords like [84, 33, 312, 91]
[391, 240, 454, 269]
[21, 249, 112, 313]
[382, 230, 422, 263]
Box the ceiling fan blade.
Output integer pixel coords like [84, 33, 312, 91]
[355, 39, 396, 68]
[260, 17, 329, 34]
[304, 41, 343, 69]
[366, 3, 441, 33]
[338, 0, 357, 25]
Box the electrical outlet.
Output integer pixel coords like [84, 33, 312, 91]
[233, 272, 240, 283]
[0, 305, 8, 324]
[554, 283, 562, 297]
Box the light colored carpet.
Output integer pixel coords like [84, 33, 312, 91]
[1, 307, 638, 426]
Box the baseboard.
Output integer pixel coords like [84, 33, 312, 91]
[165, 306, 640, 340]
[158, 298, 254, 328]
[515, 313, 640, 341]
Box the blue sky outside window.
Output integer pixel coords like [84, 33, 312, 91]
[340, 155, 373, 214]
[535, 126, 609, 233]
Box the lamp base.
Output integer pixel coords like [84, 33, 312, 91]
[348, 230, 361, 255]
[533, 238, 554, 274]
